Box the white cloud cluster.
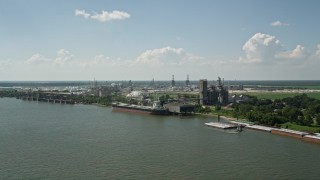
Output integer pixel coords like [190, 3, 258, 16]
[26, 49, 74, 66]
[3, 39, 320, 80]
[75, 9, 130, 22]
[270, 20, 289, 27]
[79, 54, 118, 67]
[240, 33, 282, 63]
[54, 49, 74, 65]
[22, 47, 206, 70]
[276, 45, 308, 59]
[75, 9, 90, 18]
[91, 10, 130, 22]
[136, 46, 202, 66]
[240, 33, 320, 64]
[137, 46, 183, 62]
[94, 54, 110, 63]
[315, 45, 320, 59]
[26, 53, 48, 64]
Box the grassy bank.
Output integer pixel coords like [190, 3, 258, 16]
[280, 122, 320, 133]
[204, 106, 320, 133]
[238, 92, 320, 100]
[204, 106, 246, 121]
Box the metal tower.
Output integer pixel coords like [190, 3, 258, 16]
[171, 75, 175, 87]
[186, 74, 190, 86]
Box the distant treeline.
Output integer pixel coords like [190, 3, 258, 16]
[234, 80, 320, 87]
[0, 81, 92, 88]
[0, 90, 24, 97]
[2, 80, 320, 88]
[0, 90, 126, 106]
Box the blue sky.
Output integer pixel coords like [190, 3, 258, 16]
[1, 0, 320, 80]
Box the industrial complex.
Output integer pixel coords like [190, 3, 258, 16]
[199, 77, 229, 105]
[13, 75, 234, 115]
[2, 77, 320, 144]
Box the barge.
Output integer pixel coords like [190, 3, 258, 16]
[112, 101, 170, 115]
[205, 122, 244, 131]
[302, 134, 320, 143]
[271, 128, 309, 139]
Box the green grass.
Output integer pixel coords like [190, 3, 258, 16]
[210, 107, 233, 117]
[255, 85, 320, 90]
[237, 92, 320, 100]
[208, 107, 248, 120]
[295, 86, 320, 90]
[280, 122, 320, 133]
[306, 93, 320, 100]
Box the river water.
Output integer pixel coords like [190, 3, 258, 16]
[0, 98, 319, 179]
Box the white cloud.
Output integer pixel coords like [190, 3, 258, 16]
[135, 46, 205, 67]
[276, 45, 308, 59]
[94, 54, 110, 63]
[290, 45, 308, 58]
[0, 59, 12, 69]
[240, 33, 320, 66]
[4, 44, 320, 80]
[24, 49, 74, 66]
[91, 10, 130, 22]
[26, 53, 49, 64]
[314, 44, 320, 59]
[54, 49, 74, 66]
[270, 20, 289, 27]
[137, 46, 183, 62]
[75, 9, 90, 19]
[78, 54, 111, 67]
[240, 33, 282, 63]
[75, 9, 130, 22]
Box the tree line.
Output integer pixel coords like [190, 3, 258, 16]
[232, 94, 320, 127]
[0, 90, 127, 106]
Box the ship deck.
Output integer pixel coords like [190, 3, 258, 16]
[205, 122, 238, 129]
[113, 103, 153, 110]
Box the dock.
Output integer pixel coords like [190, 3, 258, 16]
[217, 120, 320, 144]
[229, 121, 274, 132]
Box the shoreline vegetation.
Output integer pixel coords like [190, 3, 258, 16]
[207, 94, 320, 133]
[1, 90, 320, 138]
[238, 92, 320, 101]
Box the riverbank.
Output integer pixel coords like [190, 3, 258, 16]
[204, 112, 320, 144]
[3, 97, 320, 144]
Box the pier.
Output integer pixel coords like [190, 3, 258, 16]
[227, 120, 320, 143]
[18, 91, 75, 104]
[229, 121, 274, 132]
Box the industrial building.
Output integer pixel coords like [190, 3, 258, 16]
[199, 77, 229, 105]
[163, 103, 195, 114]
[199, 79, 208, 105]
[230, 94, 250, 104]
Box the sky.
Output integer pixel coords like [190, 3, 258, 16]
[1, 0, 320, 81]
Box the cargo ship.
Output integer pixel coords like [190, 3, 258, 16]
[112, 101, 170, 115]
